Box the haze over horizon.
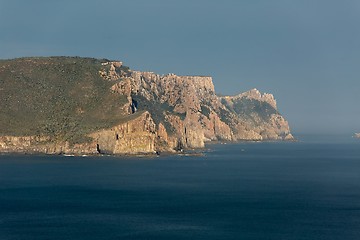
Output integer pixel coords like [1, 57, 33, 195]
[0, 0, 359, 135]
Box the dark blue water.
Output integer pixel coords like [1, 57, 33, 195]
[1, 137, 360, 239]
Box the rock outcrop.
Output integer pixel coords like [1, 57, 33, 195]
[0, 135, 97, 155]
[99, 61, 123, 80]
[220, 89, 293, 140]
[90, 111, 157, 154]
[0, 57, 294, 155]
[232, 88, 277, 109]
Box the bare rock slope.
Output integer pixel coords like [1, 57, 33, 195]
[0, 57, 294, 155]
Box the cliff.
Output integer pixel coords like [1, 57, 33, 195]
[0, 57, 294, 155]
[220, 89, 293, 140]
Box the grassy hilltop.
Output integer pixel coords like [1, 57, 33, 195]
[0, 57, 129, 143]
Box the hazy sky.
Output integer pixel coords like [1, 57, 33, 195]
[1, 0, 359, 135]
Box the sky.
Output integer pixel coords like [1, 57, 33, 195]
[0, 0, 359, 135]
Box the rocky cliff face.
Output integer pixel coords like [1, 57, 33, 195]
[0, 135, 97, 155]
[110, 67, 294, 148]
[0, 57, 294, 155]
[90, 111, 157, 154]
[220, 89, 293, 140]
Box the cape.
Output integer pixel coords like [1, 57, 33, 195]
[0, 57, 294, 155]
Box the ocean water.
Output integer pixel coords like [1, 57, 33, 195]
[1, 136, 360, 239]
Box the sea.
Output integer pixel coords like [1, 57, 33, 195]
[1, 135, 360, 240]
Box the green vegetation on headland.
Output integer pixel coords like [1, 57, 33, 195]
[0, 57, 128, 144]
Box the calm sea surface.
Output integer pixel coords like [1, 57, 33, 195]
[1, 136, 360, 239]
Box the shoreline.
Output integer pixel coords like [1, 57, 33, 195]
[0, 139, 297, 158]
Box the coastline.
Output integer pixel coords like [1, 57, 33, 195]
[0, 138, 296, 158]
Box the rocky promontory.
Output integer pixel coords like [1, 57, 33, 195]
[0, 57, 294, 155]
